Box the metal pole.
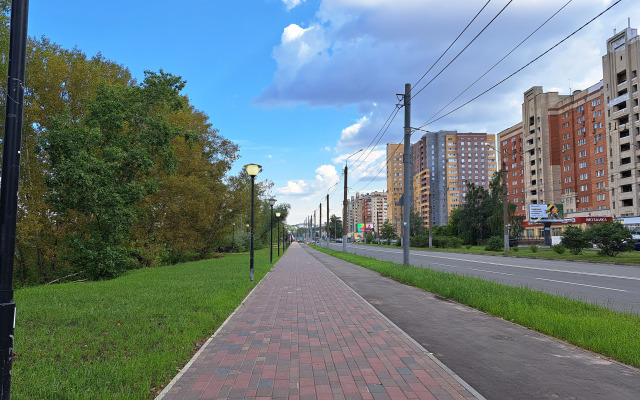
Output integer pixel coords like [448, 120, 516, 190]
[277, 218, 280, 256]
[249, 175, 255, 282]
[402, 83, 412, 265]
[232, 223, 235, 253]
[0, 2, 29, 397]
[269, 205, 274, 263]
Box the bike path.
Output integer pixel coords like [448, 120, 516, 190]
[157, 242, 480, 400]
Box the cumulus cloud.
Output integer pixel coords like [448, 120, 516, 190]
[275, 164, 339, 199]
[282, 0, 306, 10]
[338, 115, 369, 147]
[277, 179, 308, 195]
[258, 0, 640, 140]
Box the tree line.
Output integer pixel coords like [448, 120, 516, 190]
[0, 3, 287, 285]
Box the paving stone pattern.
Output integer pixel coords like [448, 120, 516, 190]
[159, 243, 478, 400]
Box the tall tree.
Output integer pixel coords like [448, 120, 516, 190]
[43, 71, 189, 279]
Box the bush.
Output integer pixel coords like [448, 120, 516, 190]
[530, 244, 538, 253]
[585, 222, 633, 257]
[552, 244, 566, 254]
[511, 246, 519, 252]
[484, 236, 504, 252]
[446, 236, 463, 248]
[366, 232, 374, 244]
[560, 226, 590, 255]
[411, 234, 429, 248]
[465, 244, 472, 249]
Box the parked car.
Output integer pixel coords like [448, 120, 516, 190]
[509, 236, 518, 247]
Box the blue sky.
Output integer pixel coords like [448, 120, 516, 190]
[28, 0, 640, 224]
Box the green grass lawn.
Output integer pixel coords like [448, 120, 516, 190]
[357, 242, 640, 264]
[312, 246, 640, 369]
[13, 249, 275, 400]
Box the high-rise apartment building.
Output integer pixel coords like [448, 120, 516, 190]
[347, 191, 388, 238]
[499, 84, 609, 222]
[603, 27, 640, 218]
[497, 123, 526, 217]
[411, 131, 497, 227]
[386, 143, 405, 236]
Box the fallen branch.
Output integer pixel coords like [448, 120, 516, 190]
[46, 271, 84, 285]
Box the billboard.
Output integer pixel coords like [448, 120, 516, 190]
[356, 223, 375, 232]
[529, 204, 564, 220]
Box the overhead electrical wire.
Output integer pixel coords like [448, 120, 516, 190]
[349, 0, 495, 175]
[412, 0, 493, 89]
[416, 0, 623, 129]
[423, 0, 573, 126]
[410, 0, 514, 101]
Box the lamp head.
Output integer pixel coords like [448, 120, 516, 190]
[275, 212, 281, 218]
[268, 197, 277, 206]
[245, 163, 262, 177]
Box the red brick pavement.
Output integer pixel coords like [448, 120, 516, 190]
[157, 243, 481, 400]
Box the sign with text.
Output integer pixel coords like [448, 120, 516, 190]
[529, 204, 564, 220]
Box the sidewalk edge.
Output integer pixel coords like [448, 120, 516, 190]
[307, 246, 487, 400]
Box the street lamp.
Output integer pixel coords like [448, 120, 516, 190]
[268, 198, 276, 263]
[275, 212, 281, 257]
[245, 163, 262, 281]
[231, 222, 235, 253]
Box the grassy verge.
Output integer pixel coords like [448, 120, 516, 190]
[356, 242, 640, 264]
[13, 249, 275, 399]
[312, 246, 640, 369]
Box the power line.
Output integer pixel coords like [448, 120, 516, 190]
[412, 0, 493, 89]
[424, 0, 573, 126]
[411, 0, 514, 101]
[350, 104, 402, 175]
[417, 0, 623, 129]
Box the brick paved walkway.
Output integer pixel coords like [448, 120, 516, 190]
[157, 243, 481, 400]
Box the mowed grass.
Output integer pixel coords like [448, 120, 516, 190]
[359, 242, 640, 264]
[312, 246, 640, 369]
[13, 249, 274, 400]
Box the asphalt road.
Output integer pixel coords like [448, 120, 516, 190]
[304, 245, 640, 400]
[321, 242, 640, 314]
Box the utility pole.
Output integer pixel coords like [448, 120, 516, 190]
[326, 194, 330, 246]
[502, 160, 509, 252]
[313, 211, 316, 242]
[0, 2, 29, 398]
[319, 203, 322, 244]
[342, 164, 348, 252]
[402, 83, 412, 266]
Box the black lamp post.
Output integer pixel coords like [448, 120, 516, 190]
[245, 163, 261, 281]
[275, 212, 281, 257]
[268, 198, 276, 263]
[231, 222, 235, 253]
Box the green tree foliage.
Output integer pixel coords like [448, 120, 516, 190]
[43, 71, 190, 279]
[560, 226, 590, 255]
[328, 214, 342, 239]
[409, 207, 426, 237]
[449, 173, 511, 245]
[585, 222, 632, 257]
[380, 220, 397, 242]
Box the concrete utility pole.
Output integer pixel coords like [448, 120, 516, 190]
[319, 203, 322, 243]
[313, 211, 316, 241]
[502, 160, 509, 252]
[402, 83, 412, 266]
[342, 164, 348, 252]
[0, 2, 29, 398]
[326, 194, 330, 246]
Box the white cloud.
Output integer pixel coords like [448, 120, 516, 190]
[282, 0, 306, 10]
[275, 164, 339, 199]
[258, 0, 640, 138]
[339, 116, 369, 146]
[278, 179, 308, 195]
